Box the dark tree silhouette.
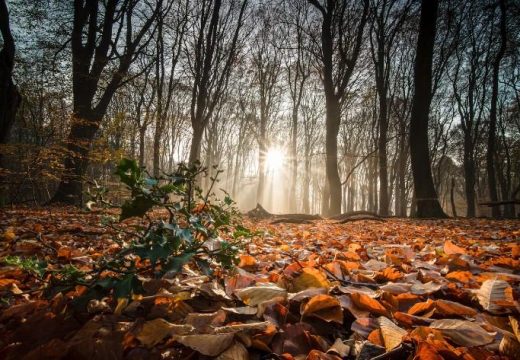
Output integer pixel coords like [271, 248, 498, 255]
[409, 0, 447, 218]
[0, 0, 20, 163]
[51, 0, 163, 205]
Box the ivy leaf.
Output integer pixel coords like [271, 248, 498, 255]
[176, 228, 193, 244]
[165, 252, 195, 274]
[120, 195, 155, 220]
[114, 274, 141, 299]
[116, 158, 141, 188]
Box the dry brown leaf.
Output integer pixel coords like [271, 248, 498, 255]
[444, 240, 466, 255]
[413, 341, 443, 360]
[434, 299, 477, 317]
[301, 294, 343, 324]
[136, 318, 194, 347]
[327, 338, 350, 357]
[475, 279, 514, 314]
[238, 255, 257, 269]
[293, 268, 330, 292]
[408, 299, 435, 316]
[378, 316, 407, 350]
[172, 333, 235, 356]
[499, 334, 520, 358]
[430, 319, 495, 347]
[215, 341, 249, 360]
[350, 292, 389, 317]
[235, 283, 287, 306]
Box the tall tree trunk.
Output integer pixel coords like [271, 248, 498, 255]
[450, 177, 457, 217]
[53, 111, 101, 205]
[0, 0, 21, 161]
[463, 139, 476, 217]
[486, 0, 507, 218]
[397, 119, 407, 216]
[409, 0, 447, 218]
[324, 94, 342, 215]
[139, 126, 146, 168]
[378, 95, 389, 216]
[189, 125, 204, 163]
[289, 109, 298, 211]
[302, 154, 310, 213]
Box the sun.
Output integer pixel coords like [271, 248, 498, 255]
[265, 148, 284, 172]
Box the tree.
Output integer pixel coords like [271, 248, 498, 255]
[0, 0, 21, 164]
[186, 0, 248, 163]
[252, 12, 281, 206]
[369, 0, 412, 216]
[486, 0, 507, 217]
[51, 0, 164, 205]
[307, 0, 369, 216]
[409, 0, 447, 218]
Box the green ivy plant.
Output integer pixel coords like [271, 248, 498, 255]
[4, 158, 250, 309]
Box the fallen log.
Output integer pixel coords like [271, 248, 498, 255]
[329, 210, 382, 221]
[336, 215, 385, 224]
[247, 203, 322, 221]
[270, 218, 312, 224]
[479, 199, 520, 206]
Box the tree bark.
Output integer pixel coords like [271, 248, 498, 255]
[0, 0, 21, 164]
[409, 0, 447, 218]
[486, 0, 507, 218]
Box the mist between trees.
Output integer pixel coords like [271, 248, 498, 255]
[0, 0, 519, 218]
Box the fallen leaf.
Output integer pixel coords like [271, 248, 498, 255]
[235, 283, 287, 306]
[172, 333, 235, 356]
[215, 341, 249, 360]
[378, 316, 407, 350]
[2, 227, 16, 242]
[238, 255, 257, 269]
[301, 294, 343, 324]
[430, 319, 495, 347]
[444, 240, 466, 255]
[475, 279, 514, 314]
[413, 341, 443, 360]
[434, 299, 477, 317]
[293, 268, 330, 292]
[136, 318, 194, 347]
[351, 293, 389, 317]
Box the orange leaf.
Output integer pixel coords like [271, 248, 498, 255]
[2, 227, 16, 242]
[238, 255, 257, 268]
[444, 240, 466, 255]
[434, 299, 477, 317]
[367, 329, 385, 347]
[293, 268, 330, 292]
[350, 292, 389, 317]
[408, 299, 435, 316]
[57, 246, 72, 260]
[445, 271, 472, 283]
[413, 341, 443, 360]
[301, 294, 343, 324]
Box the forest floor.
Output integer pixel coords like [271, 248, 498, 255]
[0, 206, 520, 359]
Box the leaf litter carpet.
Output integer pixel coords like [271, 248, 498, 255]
[0, 206, 519, 359]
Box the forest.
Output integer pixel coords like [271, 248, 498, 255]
[0, 0, 520, 359]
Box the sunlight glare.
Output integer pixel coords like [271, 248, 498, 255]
[266, 148, 284, 172]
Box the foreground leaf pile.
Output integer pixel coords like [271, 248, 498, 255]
[1, 207, 520, 360]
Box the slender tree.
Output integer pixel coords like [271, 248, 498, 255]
[409, 0, 447, 218]
[487, 0, 507, 217]
[307, 0, 369, 216]
[187, 0, 248, 163]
